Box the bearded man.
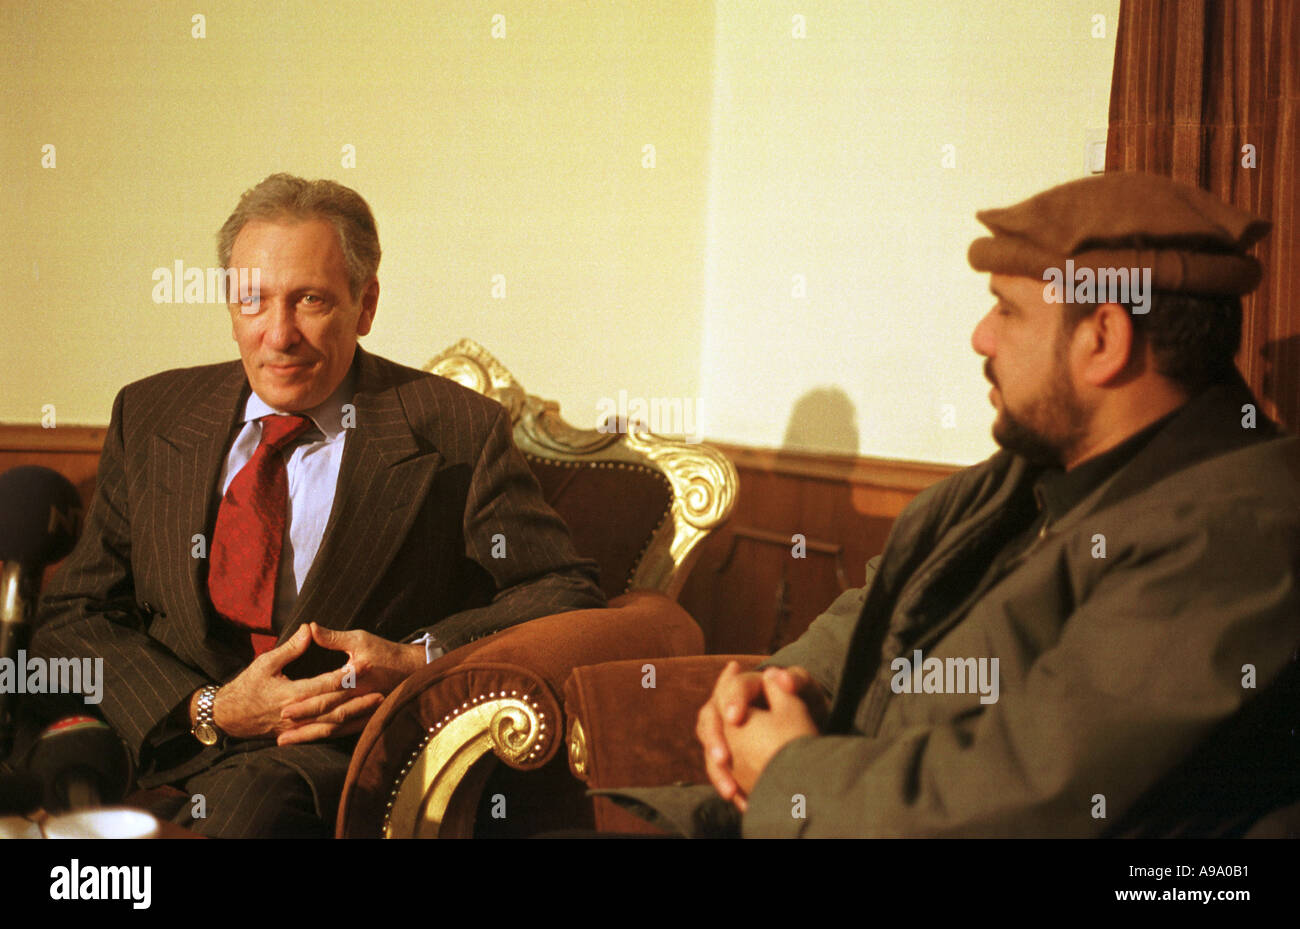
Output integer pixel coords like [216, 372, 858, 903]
[608, 172, 1300, 837]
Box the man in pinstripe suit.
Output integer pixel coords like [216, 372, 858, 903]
[30, 175, 605, 837]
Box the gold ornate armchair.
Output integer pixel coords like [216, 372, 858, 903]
[335, 339, 737, 837]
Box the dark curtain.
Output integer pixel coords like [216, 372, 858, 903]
[1106, 0, 1300, 431]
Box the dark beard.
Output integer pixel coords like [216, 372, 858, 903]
[993, 406, 1068, 468]
[989, 361, 1088, 469]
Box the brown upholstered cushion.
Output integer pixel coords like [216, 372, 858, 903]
[526, 457, 672, 599]
[564, 654, 762, 833]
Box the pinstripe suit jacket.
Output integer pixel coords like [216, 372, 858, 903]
[31, 346, 605, 789]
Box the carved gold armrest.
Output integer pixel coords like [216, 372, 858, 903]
[381, 678, 556, 838]
[336, 593, 704, 838]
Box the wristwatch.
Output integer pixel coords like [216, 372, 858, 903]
[191, 684, 224, 747]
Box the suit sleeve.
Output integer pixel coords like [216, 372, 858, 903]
[30, 388, 212, 775]
[741, 502, 1300, 837]
[408, 405, 606, 651]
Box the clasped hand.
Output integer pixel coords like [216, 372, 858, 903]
[212, 623, 427, 745]
[695, 661, 826, 812]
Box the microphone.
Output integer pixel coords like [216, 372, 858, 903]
[23, 716, 133, 812]
[0, 465, 83, 759]
[0, 464, 82, 568]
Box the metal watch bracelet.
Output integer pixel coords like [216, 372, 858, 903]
[192, 684, 223, 746]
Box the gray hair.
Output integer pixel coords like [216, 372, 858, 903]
[217, 173, 380, 301]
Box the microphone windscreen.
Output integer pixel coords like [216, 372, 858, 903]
[0, 466, 82, 565]
[25, 716, 133, 811]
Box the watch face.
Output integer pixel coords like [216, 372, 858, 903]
[195, 722, 219, 746]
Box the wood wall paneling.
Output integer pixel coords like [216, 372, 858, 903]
[0, 425, 105, 506]
[678, 443, 955, 655]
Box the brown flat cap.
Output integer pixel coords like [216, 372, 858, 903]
[968, 172, 1270, 296]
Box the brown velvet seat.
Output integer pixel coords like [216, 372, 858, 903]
[527, 457, 671, 600]
[563, 655, 761, 835]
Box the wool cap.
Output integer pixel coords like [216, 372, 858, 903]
[968, 172, 1271, 296]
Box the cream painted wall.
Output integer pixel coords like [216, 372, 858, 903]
[1, 1, 712, 429]
[701, 0, 1120, 464]
[2, 1, 1118, 467]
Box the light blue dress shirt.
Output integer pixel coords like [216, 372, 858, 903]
[217, 374, 353, 628]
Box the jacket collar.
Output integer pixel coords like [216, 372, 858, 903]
[1090, 370, 1276, 512]
[1038, 371, 1277, 543]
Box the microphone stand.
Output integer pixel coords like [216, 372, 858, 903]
[0, 560, 37, 761]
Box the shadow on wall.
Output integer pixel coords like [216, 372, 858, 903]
[734, 385, 863, 650]
[681, 384, 908, 652]
[781, 386, 860, 456]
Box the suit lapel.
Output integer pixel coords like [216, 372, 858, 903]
[149, 361, 249, 680]
[896, 461, 1034, 620]
[280, 348, 443, 639]
[827, 453, 1037, 731]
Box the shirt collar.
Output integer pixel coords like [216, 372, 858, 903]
[243, 369, 355, 442]
[1033, 407, 1180, 523]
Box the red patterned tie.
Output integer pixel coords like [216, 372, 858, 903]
[208, 414, 313, 655]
